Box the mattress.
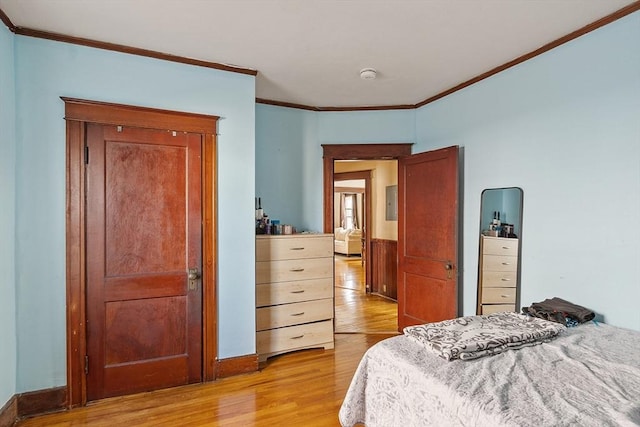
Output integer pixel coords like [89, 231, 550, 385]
[339, 322, 640, 427]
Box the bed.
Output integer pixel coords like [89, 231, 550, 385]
[339, 319, 640, 426]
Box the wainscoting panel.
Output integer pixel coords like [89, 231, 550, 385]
[370, 239, 398, 301]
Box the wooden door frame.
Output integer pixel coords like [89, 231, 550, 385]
[64, 98, 219, 407]
[333, 170, 371, 291]
[322, 144, 413, 294]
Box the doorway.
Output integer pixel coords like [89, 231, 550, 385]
[333, 161, 399, 333]
[323, 145, 412, 333]
[64, 98, 218, 406]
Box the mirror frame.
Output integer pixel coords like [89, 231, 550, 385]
[476, 187, 524, 315]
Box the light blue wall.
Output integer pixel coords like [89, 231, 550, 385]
[13, 36, 256, 392]
[415, 12, 640, 330]
[317, 110, 415, 145]
[255, 107, 415, 233]
[255, 105, 319, 231]
[0, 24, 17, 408]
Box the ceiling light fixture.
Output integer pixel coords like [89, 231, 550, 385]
[360, 68, 377, 80]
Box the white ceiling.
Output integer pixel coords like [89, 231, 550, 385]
[334, 179, 365, 189]
[0, 0, 636, 108]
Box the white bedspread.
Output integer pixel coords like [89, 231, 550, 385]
[339, 322, 640, 427]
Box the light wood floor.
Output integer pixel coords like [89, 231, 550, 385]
[17, 256, 398, 426]
[334, 255, 398, 333]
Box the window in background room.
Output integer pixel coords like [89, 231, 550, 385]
[342, 193, 359, 230]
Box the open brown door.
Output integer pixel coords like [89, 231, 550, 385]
[86, 123, 202, 400]
[397, 146, 459, 330]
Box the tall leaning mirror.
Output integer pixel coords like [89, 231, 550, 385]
[476, 187, 523, 315]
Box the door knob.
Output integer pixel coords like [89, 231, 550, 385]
[188, 268, 201, 280]
[444, 262, 453, 279]
[188, 267, 201, 290]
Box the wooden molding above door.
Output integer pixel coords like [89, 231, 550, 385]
[322, 144, 412, 234]
[64, 98, 219, 407]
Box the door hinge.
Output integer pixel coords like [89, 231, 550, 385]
[84, 146, 89, 164]
[85, 355, 89, 375]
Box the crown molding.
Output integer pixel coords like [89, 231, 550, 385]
[256, 98, 415, 112]
[0, 7, 16, 32]
[317, 104, 415, 112]
[0, 15, 257, 76]
[255, 98, 319, 111]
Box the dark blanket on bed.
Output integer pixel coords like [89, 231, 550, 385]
[522, 297, 595, 324]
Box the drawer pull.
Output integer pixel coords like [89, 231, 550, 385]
[290, 312, 305, 316]
[290, 247, 305, 251]
[501, 294, 510, 298]
[290, 268, 305, 272]
[290, 290, 305, 294]
[500, 278, 512, 281]
[501, 246, 511, 250]
[290, 335, 305, 340]
[501, 262, 511, 266]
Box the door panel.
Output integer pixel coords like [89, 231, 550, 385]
[404, 272, 456, 323]
[86, 124, 202, 400]
[104, 297, 187, 364]
[398, 146, 459, 330]
[105, 139, 188, 274]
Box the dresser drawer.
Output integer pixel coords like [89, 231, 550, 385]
[481, 270, 517, 288]
[256, 257, 333, 284]
[482, 237, 518, 257]
[256, 298, 333, 331]
[481, 304, 516, 315]
[481, 287, 517, 304]
[481, 254, 518, 272]
[256, 235, 333, 262]
[256, 278, 332, 307]
[256, 320, 334, 355]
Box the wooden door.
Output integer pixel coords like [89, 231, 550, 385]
[397, 146, 459, 330]
[86, 123, 203, 400]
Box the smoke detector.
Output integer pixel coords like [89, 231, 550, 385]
[360, 68, 377, 80]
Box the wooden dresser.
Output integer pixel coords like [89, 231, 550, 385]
[478, 235, 519, 315]
[255, 234, 334, 362]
